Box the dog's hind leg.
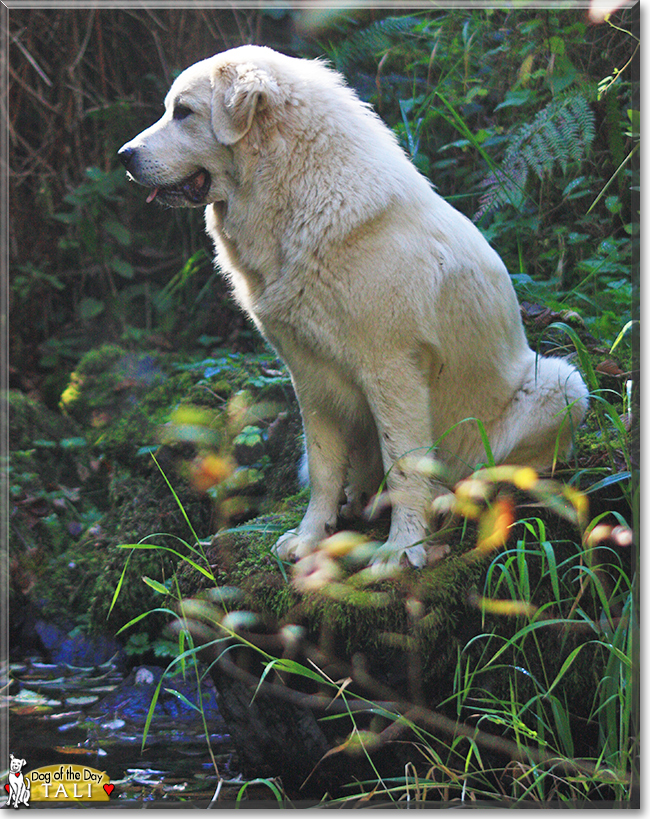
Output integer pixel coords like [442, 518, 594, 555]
[274, 409, 348, 560]
[274, 361, 361, 560]
[341, 417, 384, 520]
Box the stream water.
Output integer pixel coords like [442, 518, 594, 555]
[6, 657, 248, 805]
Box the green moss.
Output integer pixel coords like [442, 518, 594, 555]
[31, 539, 109, 626]
[93, 370, 196, 457]
[73, 343, 126, 376]
[86, 465, 215, 631]
[8, 390, 83, 453]
[59, 345, 193, 457]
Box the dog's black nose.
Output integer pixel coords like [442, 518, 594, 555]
[117, 145, 135, 169]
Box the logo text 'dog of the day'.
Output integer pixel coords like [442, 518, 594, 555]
[27, 764, 112, 802]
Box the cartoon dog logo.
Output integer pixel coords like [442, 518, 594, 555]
[5, 754, 30, 808]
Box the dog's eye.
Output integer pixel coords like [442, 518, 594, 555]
[173, 104, 193, 121]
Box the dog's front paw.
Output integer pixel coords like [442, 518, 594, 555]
[369, 540, 427, 571]
[273, 529, 322, 561]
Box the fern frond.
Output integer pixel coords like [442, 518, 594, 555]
[475, 91, 596, 220]
[567, 94, 596, 144]
[332, 16, 420, 75]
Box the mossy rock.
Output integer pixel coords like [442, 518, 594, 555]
[59, 344, 194, 458]
[173, 487, 624, 724]
[57, 344, 302, 476]
[85, 464, 216, 631]
[8, 389, 84, 455]
[174, 499, 490, 696]
[24, 462, 209, 635]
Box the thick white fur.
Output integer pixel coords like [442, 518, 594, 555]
[120, 45, 588, 567]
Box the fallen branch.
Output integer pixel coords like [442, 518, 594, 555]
[174, 615, 628, 785]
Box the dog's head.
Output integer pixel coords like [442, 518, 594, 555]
[9, 755, 26, 774]
[117, 46, 289, 208]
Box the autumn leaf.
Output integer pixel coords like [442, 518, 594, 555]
[466, 498, 514, 561]
[188, 453, 235, 492]
[472, 595, 537, 618]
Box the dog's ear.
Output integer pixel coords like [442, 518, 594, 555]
[211, 62, 281, 144]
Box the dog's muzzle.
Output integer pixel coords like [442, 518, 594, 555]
[117, 145, 211, 206]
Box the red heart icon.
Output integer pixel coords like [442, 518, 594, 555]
[103, 784, 114, 796]
[4, 784, 9, 793]
[14, 773, 20, 777]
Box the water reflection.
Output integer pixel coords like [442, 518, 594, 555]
[7, 657, 239, 803]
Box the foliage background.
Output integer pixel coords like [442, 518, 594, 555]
[8, 6, 638, 405]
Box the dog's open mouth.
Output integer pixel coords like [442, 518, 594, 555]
[146, 168, 211, 205]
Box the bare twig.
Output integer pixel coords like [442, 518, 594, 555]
[11, 34, 53, 86]
[67, 9, 95, 72]
[8, 64, 59, 114]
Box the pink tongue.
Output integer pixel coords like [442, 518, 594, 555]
[146, 188, 159, 203]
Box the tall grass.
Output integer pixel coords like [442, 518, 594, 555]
[109, 460, 636, 804]
[449, 529, 636, 802]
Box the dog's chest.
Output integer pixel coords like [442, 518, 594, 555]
[256, 275, 354, 364]
[208, 204, 355, 357]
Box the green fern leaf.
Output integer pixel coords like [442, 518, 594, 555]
[332, 16, 420, 75]
[475, 91, 596, 219]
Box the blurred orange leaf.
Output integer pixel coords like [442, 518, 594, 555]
[562, 485, 589, 528]
[189, 454, 235, 492]
[467, 498, 514, 560]
[512, 467, 539, 491]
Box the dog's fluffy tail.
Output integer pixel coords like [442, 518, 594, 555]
[492, 354, 589, 470]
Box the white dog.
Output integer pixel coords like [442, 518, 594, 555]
[6, 754, 30, 808]
[119, 46, 588, 567]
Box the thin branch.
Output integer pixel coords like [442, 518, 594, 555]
[68, 9, 95, 73]
[10, 34, 53, 86]
[8, 63, 59, 115]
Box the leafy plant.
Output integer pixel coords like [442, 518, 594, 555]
[475, 92, 596, 219]
[326, 14, 421, 74]
[53, 167, 135, 321]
